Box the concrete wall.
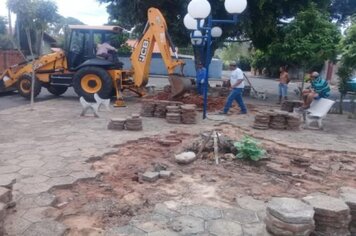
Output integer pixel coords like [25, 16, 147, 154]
[119, 54, 223, 79]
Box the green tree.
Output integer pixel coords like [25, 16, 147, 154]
[48, 16, 84, 48]
[7, 0, 58, 108]
[329, 0, 356, 23]
[7, 0, 58, 55]
[283, 5, 340, 69]
[98, 0, 334, 52]
[337, 21, 356, 113]
[0, 16, 7, 34]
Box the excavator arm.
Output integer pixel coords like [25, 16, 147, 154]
[130, 8, 191, 98]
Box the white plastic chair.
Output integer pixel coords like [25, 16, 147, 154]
[305, 98, 335, 129]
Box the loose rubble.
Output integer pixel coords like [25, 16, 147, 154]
[175, 151, 197, 164]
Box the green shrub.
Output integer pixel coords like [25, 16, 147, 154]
[0, 34, 14, 50]
[234, 136, 266, 161]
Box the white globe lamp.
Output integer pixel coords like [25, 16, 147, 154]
[188, 0, 211, 19]
[190, 30, 203, 45]
[224, 0, 247, 14]
[211, 26, 223, 37]
[183, 14, 205, 30]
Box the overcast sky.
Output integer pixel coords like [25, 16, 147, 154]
[0, 0, 110, 26]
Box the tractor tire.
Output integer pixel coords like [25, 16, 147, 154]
[73, 66, 113, 102]
[17, 74, 42, 99]
[47, 85, 68, 96]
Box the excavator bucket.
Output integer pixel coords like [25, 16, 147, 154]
[168, 75, 192, 99]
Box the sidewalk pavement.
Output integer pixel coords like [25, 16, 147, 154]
[0, 95, 355, 235]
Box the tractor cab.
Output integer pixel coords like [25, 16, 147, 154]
[66, 25, 124, 70]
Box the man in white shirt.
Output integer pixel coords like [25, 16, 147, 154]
[219, 61, 247, 114]
[96, 41, 118, 61]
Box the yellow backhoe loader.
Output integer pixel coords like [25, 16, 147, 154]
[0, 8, 191, 106]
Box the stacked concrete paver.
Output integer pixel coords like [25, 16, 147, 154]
[0, 177, 15, 236]
[303, 194, 351, 236]
[266, 197, 315, 236]
[339, 187, 356, 235]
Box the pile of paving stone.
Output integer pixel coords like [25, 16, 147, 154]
[303, 194, 351, 235]
[126, 114, 143, 131]
[140, 100, 197, 125]
[0, 178, 15, 235]
[266, 197, 315, 236]
[181, 104, 197, 124]
[108, 114, 143, 131]
[270, 113, 287, 130]
[107, 118, 126, 130]
[154, 101, 170, 118]
[253, 110, 302, 130]
[286, 114, 302, 130]
[140, 163, 172, 183]
[141, 99, 156, 117]
[339, 187, 356, 234]
[141, 100, 184, 118]
[166, 105, 182, 124]
[281, 100, 304, 112]
[253, 112, 271, 130]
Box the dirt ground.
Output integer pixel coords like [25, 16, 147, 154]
[53, 125, 356, 235]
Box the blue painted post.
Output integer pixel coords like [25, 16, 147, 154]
[203, 15, 212, 119]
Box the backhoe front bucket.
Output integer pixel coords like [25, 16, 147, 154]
[168, 75, 192, 99]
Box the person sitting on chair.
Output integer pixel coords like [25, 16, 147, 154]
[96, 41, 118, 62]
[302, 71, 330, 109]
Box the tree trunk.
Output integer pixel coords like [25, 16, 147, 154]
[25, 28, 35, 110]
[300, 67, 305, 99]
[35, 30, 44, 55]
[339, 93, 344, 114]
[8, 8, 12, 36]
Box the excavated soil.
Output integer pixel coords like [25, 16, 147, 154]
[53, 126, 356, 235]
